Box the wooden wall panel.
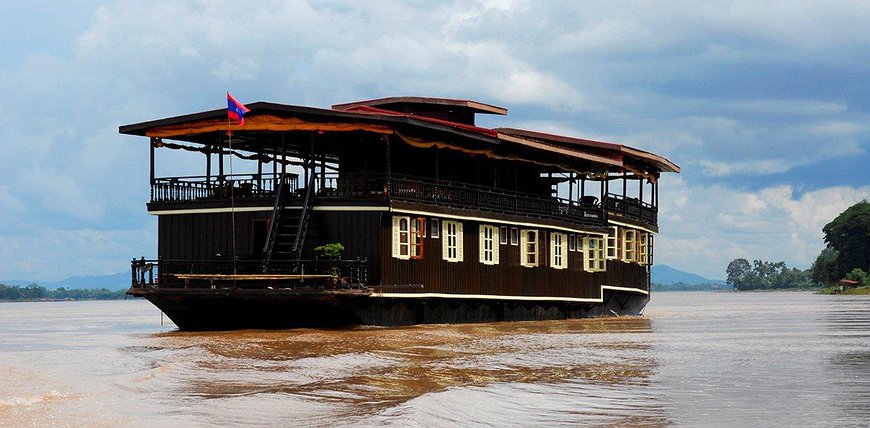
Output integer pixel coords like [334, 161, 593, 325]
[378, 215, 651, 299]
[156, 209, 650, 299]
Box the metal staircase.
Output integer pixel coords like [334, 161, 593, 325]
[262, 172, 316, 273]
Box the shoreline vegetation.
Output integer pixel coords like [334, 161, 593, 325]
[817, 285, 870, 295]
[651, 282, 733, 292]
[0, 283, 128, 302]
[725, 201, 870, 295]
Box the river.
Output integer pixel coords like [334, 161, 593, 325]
[1, 292, 868, 427]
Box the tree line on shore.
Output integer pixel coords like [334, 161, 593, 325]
[0, 283, 127, 301]
[727, 201, 870, 290]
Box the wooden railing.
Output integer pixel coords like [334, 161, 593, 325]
[131, 257, 368, 289]
[387, 176, 606, 227]
[605, 193, 658, 227]
[148, 173, 656, 228]
[150, 174, 297, 203]
[315, 173, 606, 228]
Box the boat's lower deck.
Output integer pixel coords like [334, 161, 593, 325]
[128, 287, 649, 330]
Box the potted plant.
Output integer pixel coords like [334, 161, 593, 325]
[313, 243, 345, 285]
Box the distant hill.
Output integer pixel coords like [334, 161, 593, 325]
[651, 264, 726, 286]
[51, 272, 131, 290]
[2, 272, 130, 291]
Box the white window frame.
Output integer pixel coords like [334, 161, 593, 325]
[520, 229, 538, 267]
[550, 232, 567, 269]
[442, 220, 463, 262]
[479, 225, 499, 265]
[392, 216, 410, 260]
[623, 228, 637, 262]
[499, 226, 508, 245]
[568, 234, 576, 252]
[510, 227, 519, 245]
[638, 231, 649, 265]
[606, 226, 618, 260]
[584, 236, 606, 272]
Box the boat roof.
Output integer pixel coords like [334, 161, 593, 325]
[119, 97, 679, 176]
[332, 96, 508, 116]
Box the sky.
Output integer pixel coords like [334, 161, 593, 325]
[1, 0, 868, 281]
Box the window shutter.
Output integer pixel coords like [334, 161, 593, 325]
[456, 222, 464, 262]
[492, 227, 500, 265]
[520, 229, 528, 267]
[621, 228, 628, 262]
[550, 233, 559, 268]
[442, 220, 449, 261]
[479, 225, 486, 263]
[392, 216, 401, 258]
[598, 238, 606, 271]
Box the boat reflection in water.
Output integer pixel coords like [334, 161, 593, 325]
[129, 316, 664, 426]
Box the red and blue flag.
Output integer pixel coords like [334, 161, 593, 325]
[227, 92, 250, 126]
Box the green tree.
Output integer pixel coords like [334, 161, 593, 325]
[822, 200, 870, 278]
[811, 247, 840, 284]
[726, 259, 815, 290]
[726, 258, 752, 290]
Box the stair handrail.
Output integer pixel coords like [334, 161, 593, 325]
[292, 171, 317, 266]
[261, 174, 289, 273]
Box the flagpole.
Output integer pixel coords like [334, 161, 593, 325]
[227, 114, 238, 276]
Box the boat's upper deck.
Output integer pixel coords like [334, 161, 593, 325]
[123, 96, 677, 232]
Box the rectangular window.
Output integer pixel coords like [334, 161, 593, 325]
[520, 229, 538, 267]
[568, 234, 576, 252]
[499, 226, 508, 245]
[442, 220, 463, 262]
[510, 227, 519, 245]
[430, 219, 440, 238]
[623, 229, 636, 262]
[479, 225, 499, 265]
[550, 232, 567, 269]
[584, 236, 606, 272]
[606, 226, 618, 259]
[411, 217, 425, 259]
[648, 234, 655, 265]
[392, 216, 410, 260]
[638, 232, 649, 265]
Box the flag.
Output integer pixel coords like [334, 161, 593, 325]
[227, 92, 250, 126]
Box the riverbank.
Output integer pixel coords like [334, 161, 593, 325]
[0, 283, 128, 302]
[817, 286, 870, 295]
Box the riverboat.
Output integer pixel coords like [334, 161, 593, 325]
[122, 96, 679, 330]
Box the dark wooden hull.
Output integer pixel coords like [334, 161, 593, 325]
[130, 288, 649, 331]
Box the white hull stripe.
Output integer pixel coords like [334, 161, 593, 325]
[313, 206, 390, 212]
[390, 208, 607, 236]
[149, 206, 273, 215]
[149, 205, 639, 238]
[607, 219, 657, 235]
[150, 206, 390, 215]
[373, 285, 648, 303]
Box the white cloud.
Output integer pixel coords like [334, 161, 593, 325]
[657, 178, 870, 279]
[0, 227, 155, 282]
[698, 159, 793, 177]
[1, 0, 869, 282]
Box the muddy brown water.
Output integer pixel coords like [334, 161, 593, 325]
[1, 291, 868, 427]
